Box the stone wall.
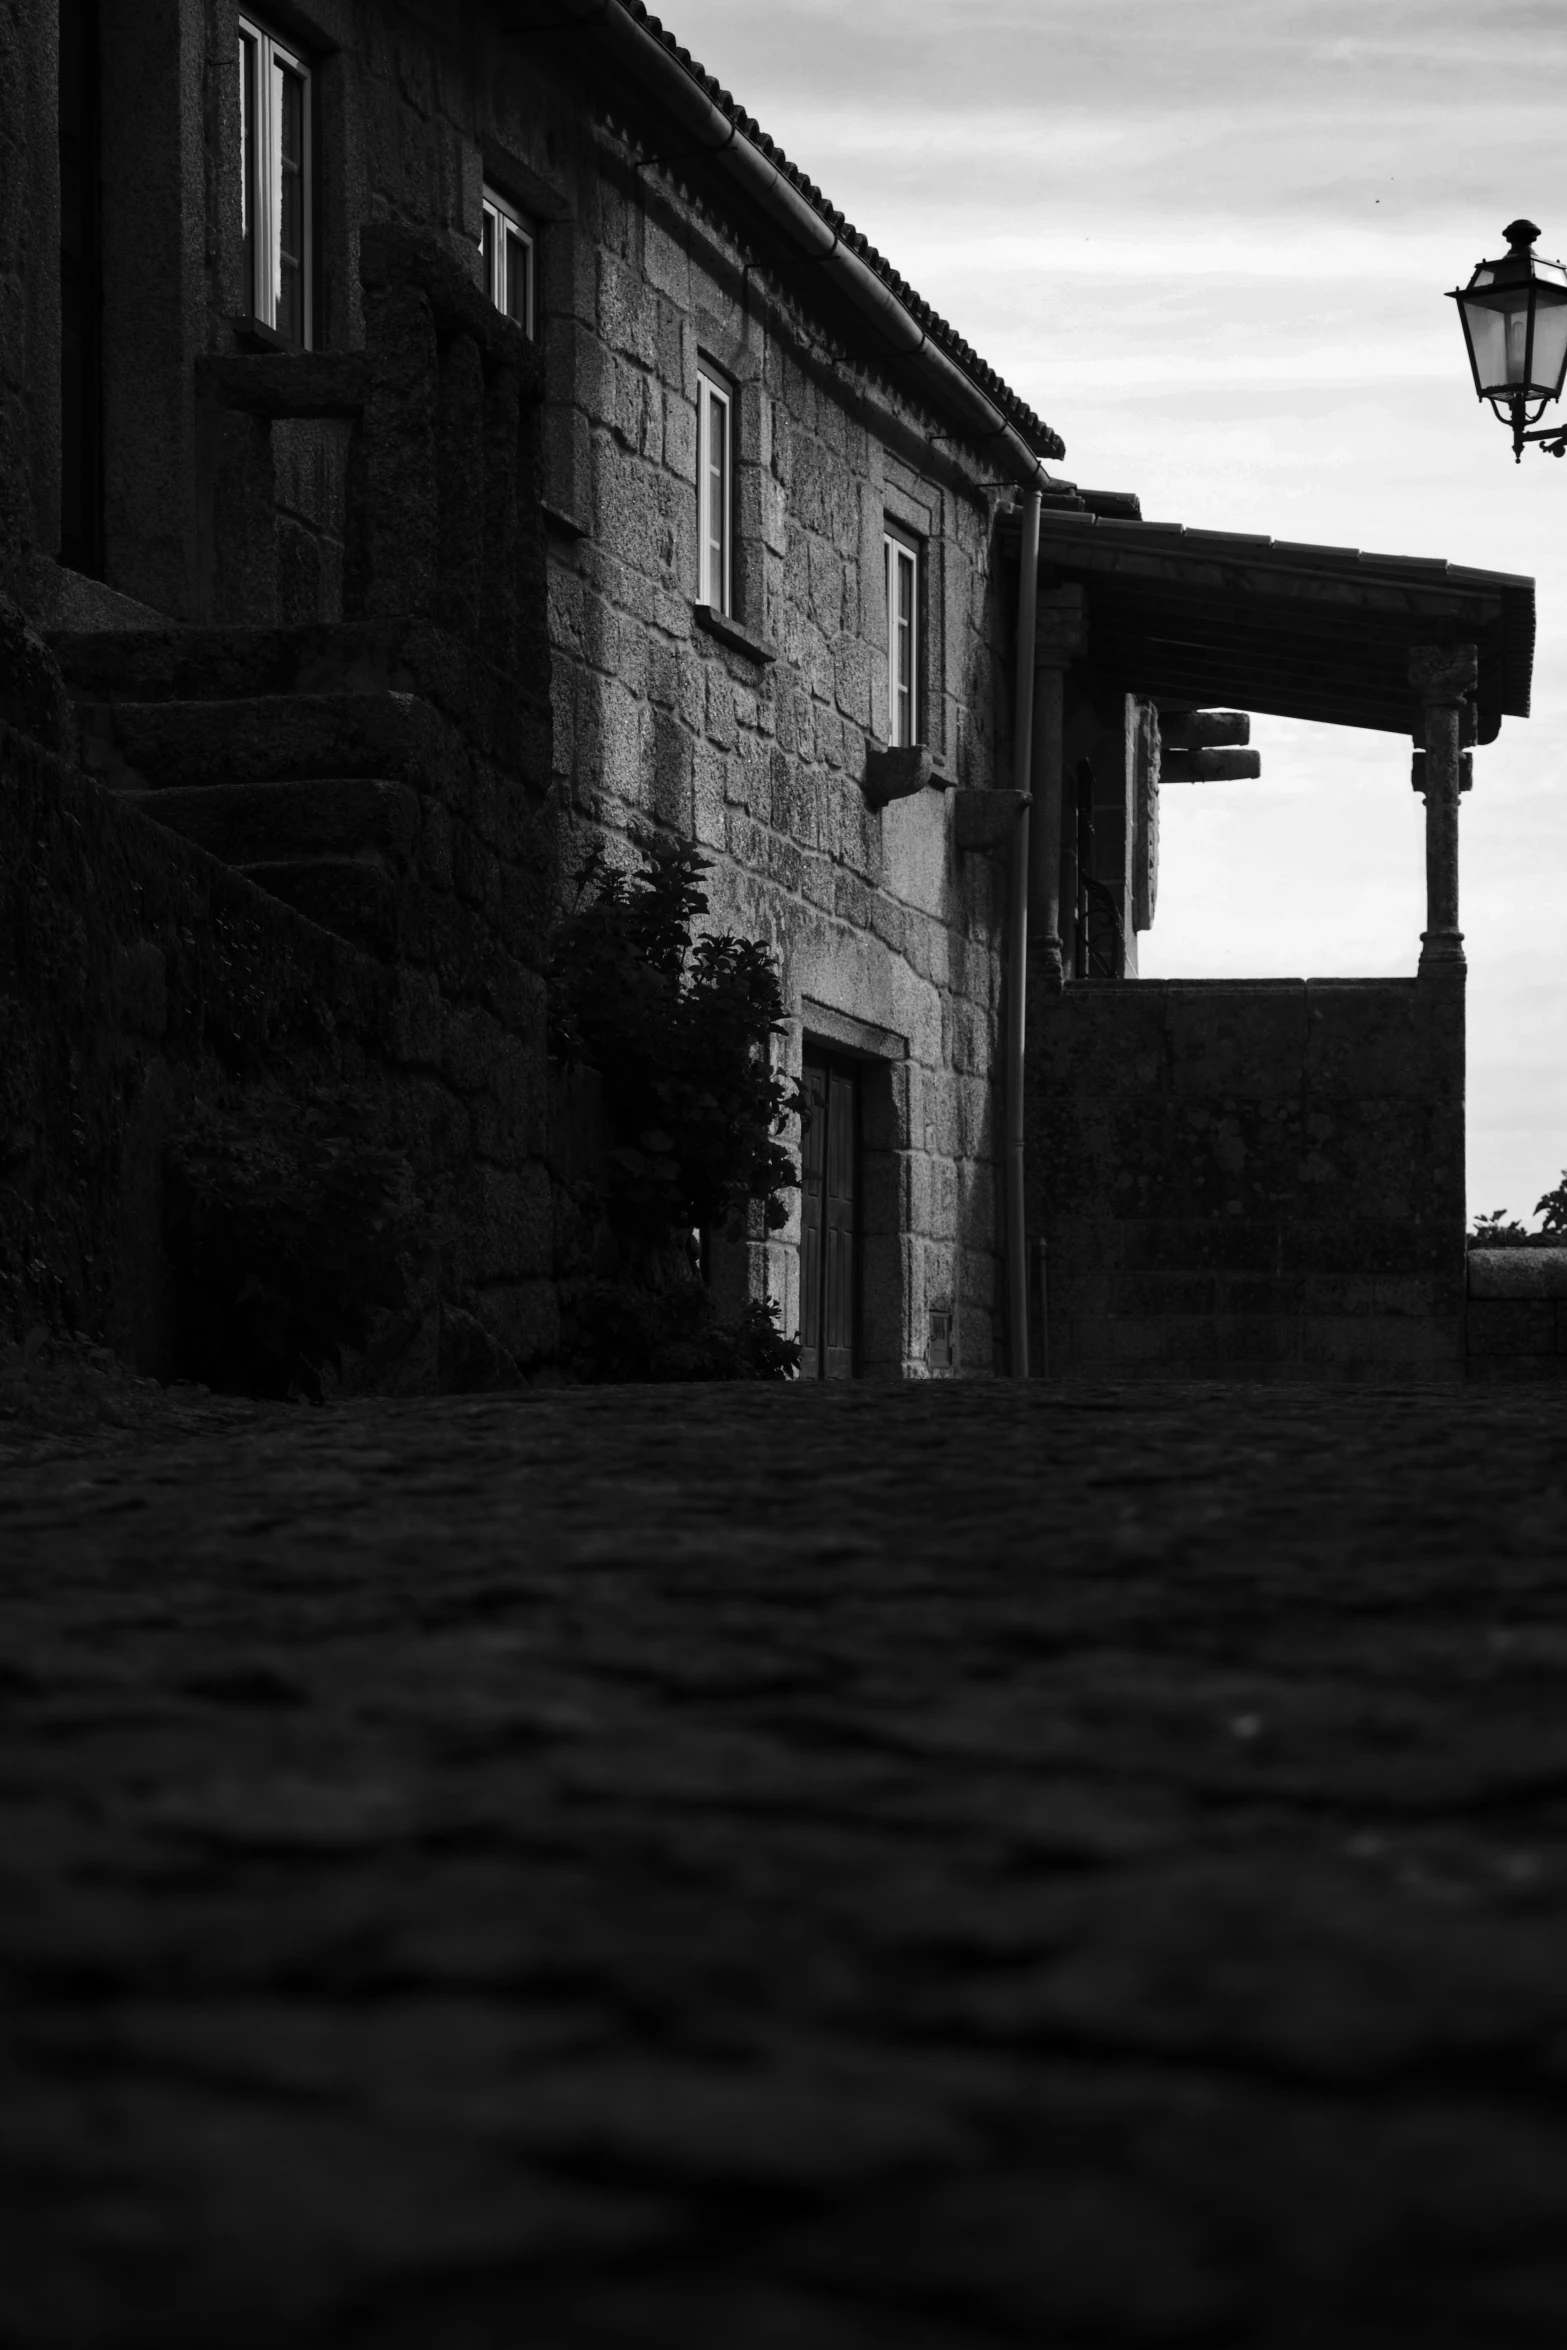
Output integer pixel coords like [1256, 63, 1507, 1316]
[537, 127, 1014, 1373]
[1, 703, 556, 1389]
[1028, 975, 1467, 1379]
[0, 0, 60, 600]
[8, 0, 1027, 1378]
[1467, 1249, 1567, 1382]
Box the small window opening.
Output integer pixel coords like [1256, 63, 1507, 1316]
[698, 370, 732, 614]
[884, 527, 920, 746]
[238, 16, 312, 347]
[482, 186, 534, 336]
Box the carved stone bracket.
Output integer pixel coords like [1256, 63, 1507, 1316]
[863, 744, 942, 809]
[1409, 644, 1479, 706]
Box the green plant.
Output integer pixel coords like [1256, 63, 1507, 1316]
[1470, 1208, 1532, 1244]
[1536, 1171, 1567, 1233]
[548, 827, 802, 1382]
[561, 1284, 799, 1384]
[549, 827, 801, 1249]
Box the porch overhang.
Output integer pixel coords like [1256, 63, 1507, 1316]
[1015, 512, 1535, 742]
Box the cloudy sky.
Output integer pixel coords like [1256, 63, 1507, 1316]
[668, 0, 1567, 1222]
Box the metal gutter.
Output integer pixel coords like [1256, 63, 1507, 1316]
[554, 0, 1063, 489]
[1005, 490, 1042, 1377]
[1008, 509, 1537, 731]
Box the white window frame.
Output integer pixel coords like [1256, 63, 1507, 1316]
[697, 370, 732, 615]
[238, 15, 313, 348]
[885, 526, 920, 746]
[482, 186, 535, 338]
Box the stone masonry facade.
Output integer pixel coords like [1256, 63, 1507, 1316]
[4, 0, 1038, 1381]
[4, 0, 1533, 1387]
[537, 126, 1016, 1373]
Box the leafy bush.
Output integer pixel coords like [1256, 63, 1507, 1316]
[1469, 1208, 1533, 1245]
[1538, 1171, 1567, 1233]
[165, 1083, 426, 1400]
[549, 827, 800, 1245]
[1468, 1175, 1567, 1246]
[561, 1285, 799, 1384]
[549, 827, 801, 1381]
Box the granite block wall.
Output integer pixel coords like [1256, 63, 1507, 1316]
[1466, 1249, 1567, 1382]
[11, 0, 1021, 1377]
[1, 707, 557, 1386]
[539, 135, 1015, 1373]
[1028, 976, 1467, 1380]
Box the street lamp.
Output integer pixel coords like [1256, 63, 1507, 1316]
[1449, 219, 1567, 462]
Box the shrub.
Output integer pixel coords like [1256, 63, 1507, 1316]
[1467, 1177, 1567, 1246]
[1469, 1208, 1532, 1245]
[561, 1285, 799, 1384]
[550, 826, 800, 1244]
[1537, 1171, 1567, 1234]
[549, 827, 801, 1380]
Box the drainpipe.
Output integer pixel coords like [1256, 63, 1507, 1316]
[1006, 489, 1042, 1378]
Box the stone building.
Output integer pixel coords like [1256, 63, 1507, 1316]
[0, 0, 1543, 1384]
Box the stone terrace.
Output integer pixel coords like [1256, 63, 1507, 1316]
[4, 1352, 1567, 2345]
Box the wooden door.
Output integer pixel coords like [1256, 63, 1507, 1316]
[799, 1050, 858, 1380]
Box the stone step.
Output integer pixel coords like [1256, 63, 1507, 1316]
[80, 691, 467, 795]
[235, 856, 400, 961]
[50, 618, 550, 788]
[123, 778, 420, 870]
[51, 622, 408, 705]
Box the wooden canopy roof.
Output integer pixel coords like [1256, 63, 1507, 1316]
[1017, 510, 1535, 742]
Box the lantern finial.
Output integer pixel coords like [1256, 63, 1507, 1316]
[1504, 219, 1542, 253]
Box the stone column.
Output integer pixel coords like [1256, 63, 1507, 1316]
[1029, 586, 1086, 988]
[1409, 644, 1476, 974]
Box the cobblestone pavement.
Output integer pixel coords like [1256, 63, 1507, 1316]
[4, 1351, 1567, 2347]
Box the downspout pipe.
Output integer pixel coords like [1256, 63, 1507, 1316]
[1007, 489, 1042, 1377]
[551, 0, 1062, 493]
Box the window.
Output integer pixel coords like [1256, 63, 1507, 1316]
[238, 17, 312, 347]
[884, 528, 919, 745]
[482, 187, 534, 336]
[697, 370, 732, 614]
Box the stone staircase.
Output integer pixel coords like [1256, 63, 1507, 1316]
[51, 620, 537, 965]
[42, 221, 553, 969]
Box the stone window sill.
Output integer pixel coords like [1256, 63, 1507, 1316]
[693, 602, 775, 665]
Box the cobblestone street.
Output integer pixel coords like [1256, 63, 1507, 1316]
[4, 1358, 1567, 2346]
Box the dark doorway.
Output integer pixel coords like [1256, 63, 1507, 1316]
[59, 0, 103, 575]
[799, 1048, 859, 1380]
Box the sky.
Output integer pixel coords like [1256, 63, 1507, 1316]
[665, 0, 1567, 1224]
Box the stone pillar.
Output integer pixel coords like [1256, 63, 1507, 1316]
[1409, 644, 1476, 974]
[1028, 586, 1086, 988]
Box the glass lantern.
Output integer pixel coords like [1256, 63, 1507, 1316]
[1449, 220, 1567, 454]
